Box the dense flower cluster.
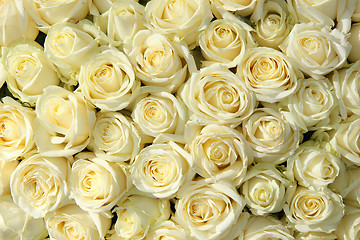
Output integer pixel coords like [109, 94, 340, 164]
[0, 0, 360, 239]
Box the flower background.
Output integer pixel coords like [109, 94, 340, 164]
[1, 0, 360, 239]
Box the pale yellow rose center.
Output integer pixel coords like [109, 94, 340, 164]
[254, 119, 282, 144]
[13, 55, 38, 80]
[80, 168, 109, 199]
[204, 80, 240, 113]
[0, 117, 20, 142]
[57, 220, 85, 240]
[213, 26, 237, 47]
[293, 192, 327, 220]
[46, 98, 74, 129]
[300, 36, 327, 65]
[143, 101, 166, 124]
[54, 31, 75, 56]
[203, 139, 231, 168]
[144, 155, 176, 184]
[188, 196, 226, 223]
[264, 13, 281, 30]
[116, 208, 142, 238]
[144, 49, 165, 68]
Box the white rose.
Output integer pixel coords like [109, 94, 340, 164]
[294, 231, 337, 240]
[0, 97, 36, 161]
[335, 210, 360, 240]
[10, 154, 71, 218]
[284, 185, 344, 233]
[131, 91, 187, 139]
[125, 30, 196, 92]
[45, 204, 112, 240]
[0, 0, 38, 46]
[145, 220, 191, 240]
[198, 14, 255, 68]
[287, 140, 345, 190]
[44, 21, 99, 83]
[69, 152, 128, 213]
[331, 60, 360, 118]
[280, 23, 350, 78]
[108, 194, 171, 240]
[238, 215, 294, 240]
[187, 123, 253, 186]
[131, 141, 193, 198]
[0, 194, 48, 240]
[88, 111, 142, 163]
[23, 0, 91, 28]
[237, 46, 301, 103]
[210, 0, 260, 17]
[287, 0, 342, 27]
[240, 107, 301, 164]
[0, 160, 18, 196]
[180, 63, 257, 126]
[1, 41, 60, 106]
[283, 77, 339, 131]
[174, 179, 248, 240]
[240, 163, 289, 215]
[250, 0, 295, 49]
[34, 86, 96, 157]
[78, 46, 140, 111]
[143, 0, 213, 48]
[95, 0, 145, 43]
[348, 23, 360, 63]
[330, 114, 360, 166]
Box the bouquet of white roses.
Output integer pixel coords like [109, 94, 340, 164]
[1, 0, 360, 239]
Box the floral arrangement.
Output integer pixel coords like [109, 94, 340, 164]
[1, 0, 360, 239]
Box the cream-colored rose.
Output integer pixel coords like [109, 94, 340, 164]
[280, 23, 350, 78]
[198, 14, 255, 68]
[108, 194, 171, 240]
[95, 0, 145, 43]
[239, 107, 301, 164]
[1, 41, 60, 106]
[34, 86, 96, 157]
[241, 163, 289, 215]
[238, 215, 294, 240]
[330, 114, 360, 166]
[287, 140, 344, 190]
[44, 21, 99, 84]
[0, 160, 18, 196]
[187, 123, 253, 186]
[131, 91, 187, 139]
[45, 204, 112, 240]
[23, 0, 91, 28]
[174, 179, 248, 240]
[288, 0, 343, 27]
[78, 46, 140, 111]
[0, 97, 36, 162]
[335, 210, 360, 240]
[283, 77, 339, 131]
[250, 0, 295, 49]
[180, 63, 257, 126]
[237, 46, 301, 103]
[10, 154, 71, 218]
[125, 30, 196, 92]
[0, 194, 48, 240]
[331, 61, 360, 118]
[210, 0, 260, 17]
[0, 0, 38, 46]
[88, 111, 142, 163]
[69, 152, 128, 213]
[348, 23, 360, 63]
[92, 0, 116, 14]
[131, 141, 193, 198]
[143, 0, 213, 48]
[284, 185, 344, 233]
[145, 220, 191, 240]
